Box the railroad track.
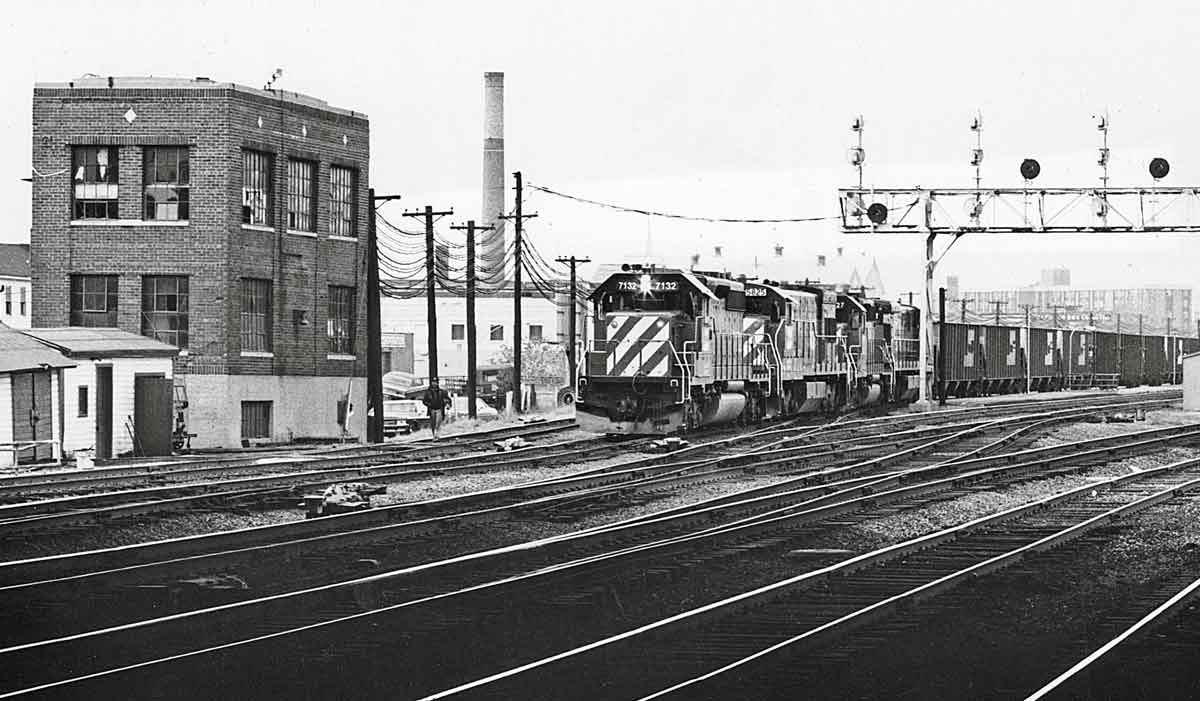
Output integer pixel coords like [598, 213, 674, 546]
[422, 454, 1200, 701]
[1026, 573, 1200, 700]
[2, 402, 1194, 698]
[0, 397, 1166, 592]
[0, 391, 1176, 537]
[0, 418, 583, 499]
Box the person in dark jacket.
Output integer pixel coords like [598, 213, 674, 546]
[421, 379, 452, 439]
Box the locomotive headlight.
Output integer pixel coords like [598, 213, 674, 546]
[639, 273, 652, 295]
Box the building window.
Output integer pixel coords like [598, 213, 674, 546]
[69, 274, 118, 327]
[329, 165, 356, 237]
[3, 287, 9, 315]
[287, 159, 316, 231]
[528, 324, 543, 342]
[19, 287, 26, 316]
[144, 147, 189, 220]
[141, 276, 189, 348]
[327, 285, 356, 355]
[381, 351, 392, 373]
[72, 146, 119, 219]
[451, 324, 465, 340]
[241, 279, 273, 352]
[242, 150, 274, 226]
[78, 386, 89, 417]
[241, 401, 272, 440]
[489, 324, 504, 341]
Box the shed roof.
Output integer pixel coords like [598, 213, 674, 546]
[21, 327, 179, 358]
[0, 243, 30, 278]
[0, 327, 76, 373]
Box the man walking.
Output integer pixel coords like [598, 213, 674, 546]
[421, 379, 452, 439]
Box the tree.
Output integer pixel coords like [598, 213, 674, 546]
[489, 341, 567, 395]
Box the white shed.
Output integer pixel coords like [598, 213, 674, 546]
[0, 326, 75, 467]
[1186, 351, 1200, 412]
[21, 328, 179, 459]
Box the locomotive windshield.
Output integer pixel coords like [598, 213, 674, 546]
[596, 274, 703, 316]
[744, 286, 784, 321]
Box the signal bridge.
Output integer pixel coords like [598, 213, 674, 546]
[838, 185, 1200, 234]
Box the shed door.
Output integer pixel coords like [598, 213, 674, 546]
[133, 374, 173, 457]
[12, 370, 53, 464]
[96, 366, 113, 459]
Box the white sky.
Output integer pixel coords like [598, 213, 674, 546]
[2, 0, 1197, 305]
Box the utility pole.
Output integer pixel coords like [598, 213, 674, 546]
[366, 190, 402, 444]
[404, 204, 453, 387]
[937, 287, 946, 406]
[501, 171, 537, 413]
[989, 300, 1007, 326]
[555, 255, 591, 397]
[452, 220, 493, 419]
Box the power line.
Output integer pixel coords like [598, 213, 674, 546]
[528, 181, 841, 224]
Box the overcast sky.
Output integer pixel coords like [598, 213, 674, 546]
[2, 0, 1196, 303]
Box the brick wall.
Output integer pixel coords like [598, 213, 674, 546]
[31, 84, 369, 380]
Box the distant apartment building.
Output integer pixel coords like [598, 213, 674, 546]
[30, 76, 370, 447]
[0, 244, 31, 329]
[963, 269, 1193, 335]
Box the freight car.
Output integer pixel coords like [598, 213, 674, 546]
[934, 322, 1198, 398]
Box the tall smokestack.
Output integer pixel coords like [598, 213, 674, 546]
[482, 72, 505, 281]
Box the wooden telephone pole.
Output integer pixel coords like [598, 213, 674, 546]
[451, 220, 494, 419]
[403, 205, 453, 387]
[555, 254, 591, 398]
[500, 172, 537, 413]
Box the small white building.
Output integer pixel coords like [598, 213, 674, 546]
[0, 243, 31, 329]
[381, 284, 588, 383]
[0, 327, 74, 467]
[1185, 351, 1200, 411]
[21, 327, 179, 459]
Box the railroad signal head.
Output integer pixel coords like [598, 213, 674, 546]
[1097, 148, 1110, 167]
[866, 203, 888, 225]
[970, 149, 984, 167]
[1149, 157, 1170, 180]
[851, 115, 865, 132]
[847, 147, 865, 166]
[1020, 158, 1041, 181]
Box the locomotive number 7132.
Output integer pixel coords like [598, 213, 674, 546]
[617, 280, 679, 291]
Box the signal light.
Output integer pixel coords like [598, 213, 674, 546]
[851, 115, 864, 132]
[621, 263, 630, 272]
[1149, 157, 1170, 180]
[970, 149, 984, 167]
[1020, 158, 1041, 181]
[847, 147, 865, 166]
[866, 203, 888, 224]
[1097, 148, 1110, 167]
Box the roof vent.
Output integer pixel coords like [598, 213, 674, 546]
[195, 76, 213, 83]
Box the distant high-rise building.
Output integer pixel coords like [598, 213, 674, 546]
[1039, 267, 1071, 287]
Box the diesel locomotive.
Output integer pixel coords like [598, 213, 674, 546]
[576, 264, 920, 434]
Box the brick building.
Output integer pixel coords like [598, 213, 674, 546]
[31, 76, 370, 448]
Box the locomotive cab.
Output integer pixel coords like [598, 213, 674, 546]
[577, 267, 715, 434]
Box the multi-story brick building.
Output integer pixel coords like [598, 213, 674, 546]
[31, 76, 370, 448]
